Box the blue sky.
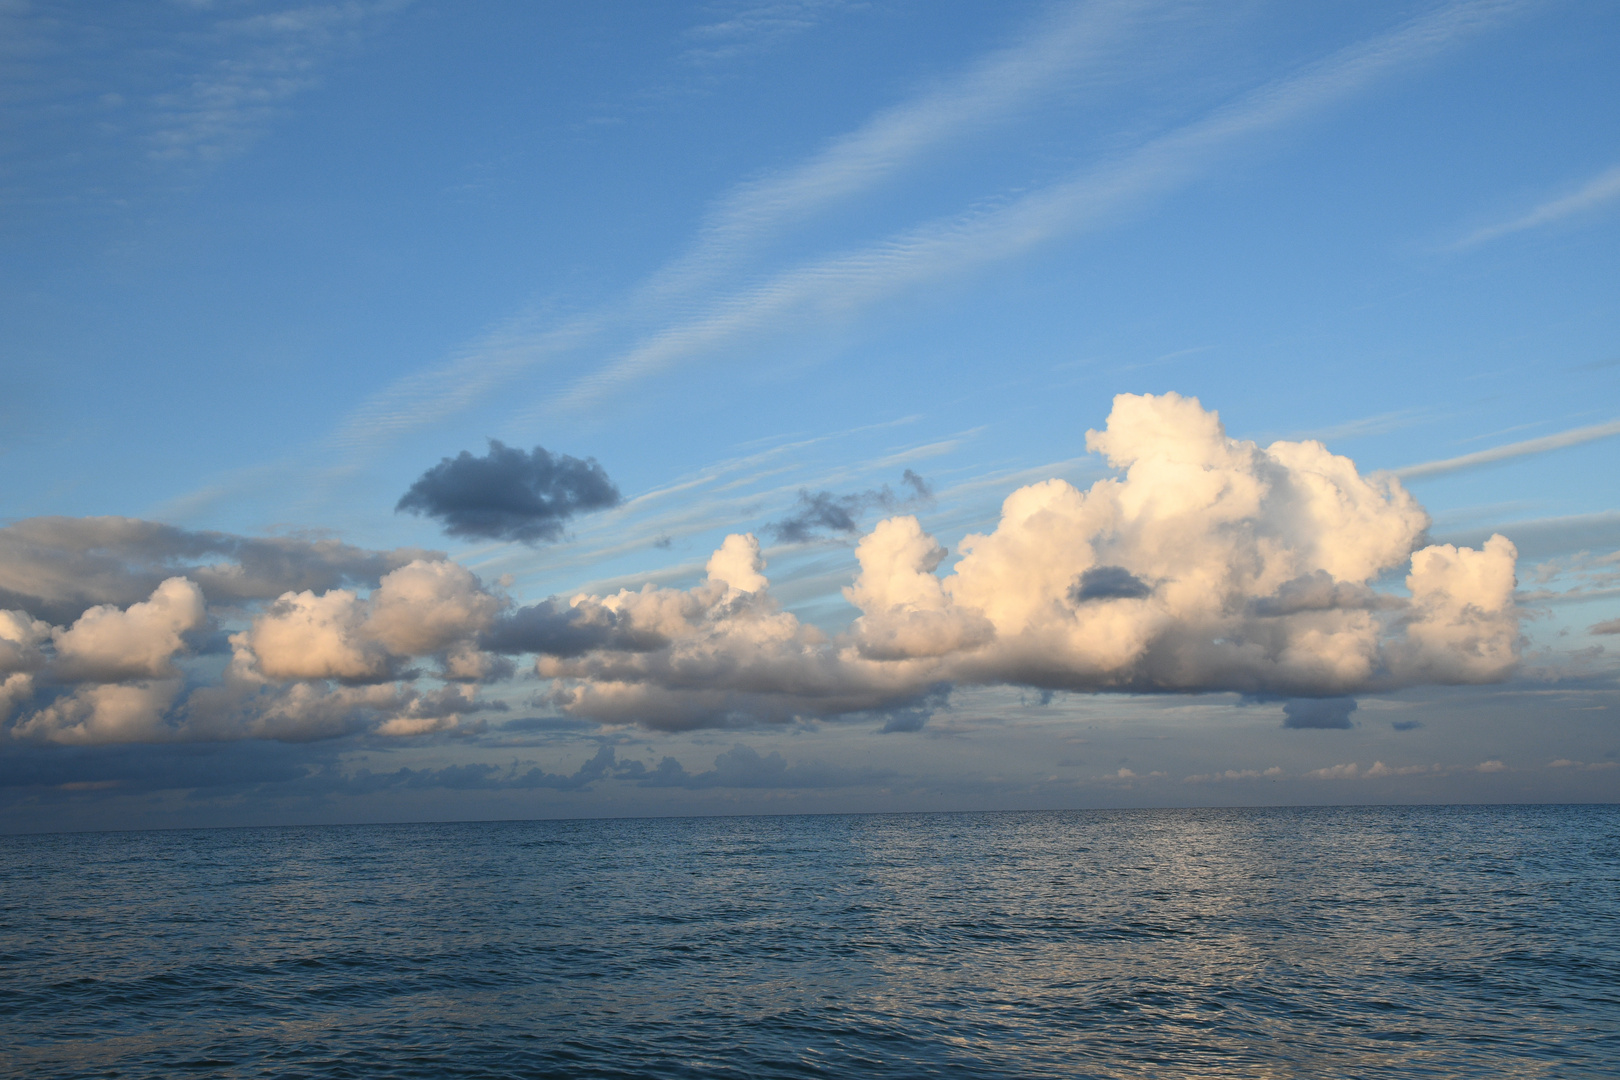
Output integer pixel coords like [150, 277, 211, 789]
[2, 0, 1617, 831]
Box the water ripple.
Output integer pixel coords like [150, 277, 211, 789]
[2, 805, 1617, 1077]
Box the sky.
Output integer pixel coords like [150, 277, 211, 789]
[2, 0, 1618, 833]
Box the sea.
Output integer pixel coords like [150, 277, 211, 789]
[2, 805, 1616, 1078]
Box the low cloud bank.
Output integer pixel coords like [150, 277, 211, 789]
[539, 393, 1518, 729]
[0, 393, 1521, 745]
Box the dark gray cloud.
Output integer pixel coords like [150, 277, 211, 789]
[1250, 571, 1391, 616]
[396, 440, 621, 544]
[0, 516, 436, 622]
[766, 470, 932, 543]
[1391, 719, 1423, 731]
[875, 685, 950, 733]
[1282, 697, 1358, 729]
[1070, 565, 1151, 603]
[1591, 619, 1620, 636]
[482, 598, 665, 656]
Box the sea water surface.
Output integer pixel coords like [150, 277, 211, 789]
[2, 805, 1617, 1078]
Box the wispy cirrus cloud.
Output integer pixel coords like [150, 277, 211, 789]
[651, 0, 1172, 300]
[302, 0, 1174, 470]
[1393, 417, 1620, 480]
[550, 0, 1535, 413]
[0, 0, 406, 210]
[679, 0, 850, 65]
[1453, 161, 1620, 249]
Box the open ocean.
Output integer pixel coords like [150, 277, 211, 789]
[2, 805, 1617, 1078]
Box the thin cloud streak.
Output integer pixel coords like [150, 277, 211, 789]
[1453, 162, 1620, 249]
[249, 1, 1150, 487]
[645, 0, 1168, 302]
[1394, 418, 1620, 480]
[551, 0, 1533, 413]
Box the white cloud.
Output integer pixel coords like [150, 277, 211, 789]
[1453, 162, 1620, 248]
[51, 577, 206, 683]
[232, 557, 504, 684]
[1307, 762, 1359, 779]
[536, 393, 1521, 729]
[1365, 761, 1433, 777]
[0, 394, 1530, 744]
[551, 0, 1533, 414]
[13, 679, 183, 745]
[1393, 418, 1620, 480]
[1184, 766, 1283, 782]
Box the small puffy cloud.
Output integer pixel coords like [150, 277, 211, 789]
[1475, 759, 1507, 773]
[51, 577, 206, 683]
[766, 471, 933, 543]
[232, 558, 506, 685]
[363, 559, 502, 658]
[706, 532, 769, 594]
[0, 610, 50, 676]
[12, 680, 183, 745]
[1365, 761, 1433, 777]
[537, 536, 933, 731]
[0, 673, 35, 724]
[1306, 762, 1359, 779]
[1393, 536, 1520, 684]
[396, 440, 620, 544]
[233, 588, 386, 683]
[1184, 766, 1283, 782]
[1281, 697, 1357, 730]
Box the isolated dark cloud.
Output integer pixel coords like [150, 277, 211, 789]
[482, 598, 666, 657]
[1070, 565, 1151, 603]
[0, 516, 435, 623]
[766, 470, 932, 543]
[1282, 698, 1358, 729]
[874, 685, 950, 733]
[396, 440, 621, 543]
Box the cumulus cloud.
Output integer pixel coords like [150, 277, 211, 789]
[529, 393, 1520, 730]
[396, 440, 621, 543]
[51, 577, 206, 683]
[230, 558, 504, 685]
[0, 392, 1528, 746]
[1184, 766, 1283, 782]
[13, 680, 184, 745]
[2, 542, 512, 745]
[766, 469, 932, 542]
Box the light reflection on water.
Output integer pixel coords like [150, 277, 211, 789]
[2, 805, 1617, 1078]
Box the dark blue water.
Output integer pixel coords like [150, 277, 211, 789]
[2, 806, 1617, 1078]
